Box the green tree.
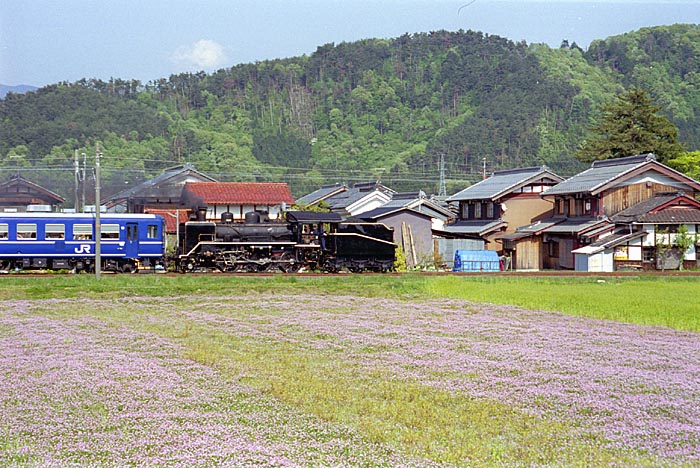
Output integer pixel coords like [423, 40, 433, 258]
[666, 151, 700, 180]
[575, 88, 685, 163]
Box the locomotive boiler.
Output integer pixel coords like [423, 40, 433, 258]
[176, 210, 396, 273]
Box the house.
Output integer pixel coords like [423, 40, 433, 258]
[319, 181, 395, 217]
[104, 164, 216, 213]
[0, 174, 65, 212]
[572, 192, 700, 271]
[182, 182, 295, 221]
[529, 153, 700, 270]
[444, 166, 564, 257]
[359, 206, 435, 268]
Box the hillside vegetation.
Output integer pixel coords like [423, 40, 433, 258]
[1, 25, 698, 200]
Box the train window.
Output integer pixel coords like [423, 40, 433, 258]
[17, 224, 37, 240]
[101, 224, 120, 240]
[73, 224, 93, 240]
[126, 225, 138, 241]
[46, 224, 65, 240]
[147, 224, 158, 238]
[0, 224, 7, 240]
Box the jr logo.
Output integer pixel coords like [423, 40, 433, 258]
[74, 244, 92, 254]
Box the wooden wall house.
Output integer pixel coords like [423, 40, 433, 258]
[537, 154, 700, 270]
[0, 175, 65, 212]
[572, 192, 700, 271]
[444, 166, 564, 265]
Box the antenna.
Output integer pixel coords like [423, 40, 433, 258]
[438, 154, 447, 198]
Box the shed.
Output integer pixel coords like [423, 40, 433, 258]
[453, 250, 501, 272]
[360, 206, 434, 267]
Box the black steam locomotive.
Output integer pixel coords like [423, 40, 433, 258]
[176, 210, 397, 273]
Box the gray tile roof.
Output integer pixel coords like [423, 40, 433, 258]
[447, 166, 563, 202]
[635, 209, 700, 224]
[324, 182, 394, 211]
[295, 183, 347, 206]
[360, 206, 432, 221]
[106, 164, 215, 203]
[544, 153, 658, 196]
[611, 192, 689, 223]
[442, 219, 507, 236]
[540, 217, 611, 235]
[573, 231, 648, 255]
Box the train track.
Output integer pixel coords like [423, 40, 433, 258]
[4, 270, 700, 278]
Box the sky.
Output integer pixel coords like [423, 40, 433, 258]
[1, 0, 698, 87]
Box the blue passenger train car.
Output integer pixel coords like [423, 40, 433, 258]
[0, 213, 166, 272]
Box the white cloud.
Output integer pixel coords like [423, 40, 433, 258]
[171, 39, 228, 71]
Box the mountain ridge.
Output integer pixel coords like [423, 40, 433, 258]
[0, 25, 698, 200]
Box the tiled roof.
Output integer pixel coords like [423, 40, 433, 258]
[360, 206, 432, 221]
[184, 182, 295, 205]
[544, 154, 656, 196]
[0, 174, 65, 204]
[296, 183, 347, 206]
[611, 192, 700, 224]
[544, 153, 700, 196]
[106, 164, 216, 203]
[539, 217, 611, 235]
[573, 231, 647, 255]
[635, 208, 700, 224]
[447, 166, 563, 202]
[144, 209, 190, 233]
[442, 219, 507, 236]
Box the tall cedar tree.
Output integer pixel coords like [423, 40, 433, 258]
[575, 88, 685, 163]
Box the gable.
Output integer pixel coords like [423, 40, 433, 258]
[0, 175, 65, 205]
[448, 166, 563, 202]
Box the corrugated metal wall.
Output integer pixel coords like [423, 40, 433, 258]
[435, 238, 485, 269]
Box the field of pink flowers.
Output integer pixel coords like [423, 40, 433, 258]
[2, 293, 698, 466]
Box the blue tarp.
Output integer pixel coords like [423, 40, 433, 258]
[453, 250, 500, 272]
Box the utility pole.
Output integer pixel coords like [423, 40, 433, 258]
[482, 157, 487, 180]
[81, 153, 87, 212]
[95, 144, 102, 279]
[74, 150, 80, 212]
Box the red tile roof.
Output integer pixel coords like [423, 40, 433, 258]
[144, 209, 191, 233]
[184, 182, 295, 205]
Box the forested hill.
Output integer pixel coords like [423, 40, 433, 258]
[1, 25, 698, 201]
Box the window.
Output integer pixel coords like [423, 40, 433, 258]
[486, 202, 494, 219]
[643, 247, 655, 263]
[0, 224, 7, 240]
[127, 225, 138, 242]
[101, 224, 120, 240]
[45, 224, 65, 240]
[147, 224, 158, 239]
[548, 240, 559, 258]
[17, 224, 37, 240]
[474, 201, 482, 219]
[656, 224, 678, 234]
[73, 224, 93, 240]
[556, 199, 565, 215]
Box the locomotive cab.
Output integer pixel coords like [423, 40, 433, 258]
[179, 221, 216, 256]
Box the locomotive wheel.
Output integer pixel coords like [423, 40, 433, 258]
[277, 252, 297, 273]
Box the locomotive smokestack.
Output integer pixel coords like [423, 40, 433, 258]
[197, 207, 207, 221]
